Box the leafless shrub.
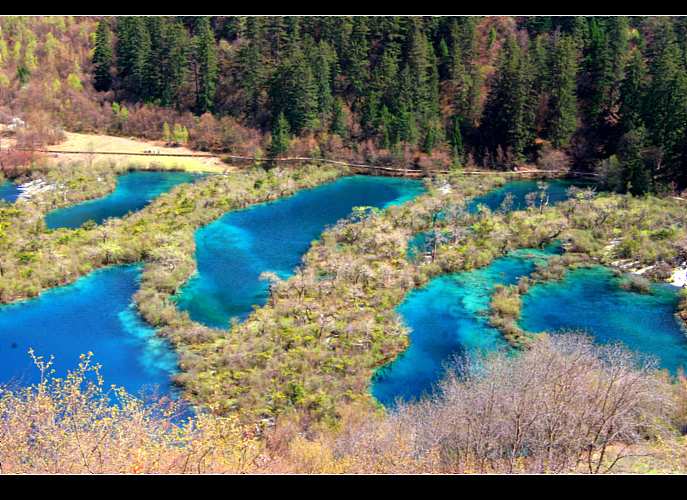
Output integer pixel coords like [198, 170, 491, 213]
[336, 334, 675, 473]
[537, 144, 572, 171]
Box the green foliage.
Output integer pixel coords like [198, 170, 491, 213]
[480, 36, 536, 163]
[448, 115, 464, 165]
[194, 17, 218, 114]
[92, 19, 113, 92]
[617, 125, 651, 195]
[66, 73, 83, 91]
[269, 111, 291, 158]
[548, 35, 578, 149]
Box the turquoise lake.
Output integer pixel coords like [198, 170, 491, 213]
[5, 173, 683, 408]
[520, 266, 687, 373]
[0, 180, 20, 203]
[379, 178, 683, 407]
[408, 179, 588, 262]
[175, 175, 425, 329]
[468, 178, 591, 212]
[0, 265, 178, 398]
[371, 247, 557, 407]
[45, 170, 202, 229]
[374, 257, 687, 407]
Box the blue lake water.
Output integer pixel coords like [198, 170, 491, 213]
[0, 265, 179, 398]
[45, 170, 202, 229]
[0, 180, 20, 203]
[375, 252, 687, 407]
[468, 178, 591, 212]
[520, 266, 687, 373]
[175, 175, 425, 329]
[408, 179, 589, 261]
[372, 247, 557, 407]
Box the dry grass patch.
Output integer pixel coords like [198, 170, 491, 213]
[47, 132, 231, 173]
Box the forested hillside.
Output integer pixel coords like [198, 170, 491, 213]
[2, 16, 687, 193]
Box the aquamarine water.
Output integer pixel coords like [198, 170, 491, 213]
[372, 247, 557, 407]
[0, 265, 179, 398]
[45, 170, 202, 229]
[0, 180, 19, 203]
[175, 175, 425, 329]
[520, 266, 687, 373]
[407, 180, 589, 261]
[468, 179, 591, 212]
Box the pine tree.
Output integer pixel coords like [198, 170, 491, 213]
[268, 45, 318, 134]
[481, 36, 535, 162]
[379, 105, 394, 149]
[194, 17, 218, 114]
[619, 47, 648, 135]
[312, 40, 335, 122]
[130, 18, 151, 97]
[422, 119, 439, 154]
[142, 16, 163, 101]
[267, 16, 288, 57]
[330, 97, 347, 137]
[618, 126, 651, 195]
[438, 37, 451, 80]
[160, 22, 190, 108]
[238, 39, 264, 124]
[465, 64, 483, 128]
[448, 114, 465, 164]
[449, 21, 470, 118]
[93, 20, 113, 92]
[407, 23, 431, 118]
[269, 111, 290, 157]
[529, 34, 551, 133]
[645, 21, 687, 186]
[115, 17, 151, 98]
[584, 17, 628, 127]
[548, 35, 578, 149]
[347, 17, 370, 105]
[115, 17, 134, 79]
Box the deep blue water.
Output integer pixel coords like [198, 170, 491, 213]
[372, 247, 556, 407]
[45, 171, 202, 229]
[0, 180, 20, 203]
[468, 179, 591, 212]
[520, 266, 687, 373]
[175, 175, 425, 329]
[0, 265, 179, 398]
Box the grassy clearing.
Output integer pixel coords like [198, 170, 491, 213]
[47, 132, 230, 173]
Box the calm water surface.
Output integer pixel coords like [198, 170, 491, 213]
[374, 255, 687, 407]
[520, 266, 687, 373]
[372, 247, 557, 407]
[45, 170, 202, 229]
[0, 180, 20, 203]
[0, 265, 179, 397]
[175, 175, 425, 328]
[468, 178, 592, 212]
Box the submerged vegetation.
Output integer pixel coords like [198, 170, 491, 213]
[0, 161, 341, 303]
[2, 152, 687, 474]
[3, 14, 687, 475]
[3, 166, 686, 424]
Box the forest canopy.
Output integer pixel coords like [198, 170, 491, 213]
[1, 16, 687, 193]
